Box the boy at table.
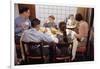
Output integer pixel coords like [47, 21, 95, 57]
[20, 18, 61, 62]
[43, 15, 57, 28]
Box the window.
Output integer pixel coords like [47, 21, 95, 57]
[35, 4, 77, 26]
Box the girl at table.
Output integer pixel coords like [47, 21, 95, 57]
[57, 22, 78, 60]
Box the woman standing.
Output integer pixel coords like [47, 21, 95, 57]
[75, 13, 89, 43]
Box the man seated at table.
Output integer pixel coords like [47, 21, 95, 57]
[20, 18, 61, 62]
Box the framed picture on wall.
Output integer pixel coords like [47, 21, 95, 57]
[10, 0, 94, 69]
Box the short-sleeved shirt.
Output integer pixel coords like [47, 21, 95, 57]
[15, 16, 31, 36]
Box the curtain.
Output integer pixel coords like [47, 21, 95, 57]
[77, 7, 93, 25]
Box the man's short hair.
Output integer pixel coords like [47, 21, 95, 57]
[31, 18, 40, 27]
[75, 13, 83, 21]
[19, 6, 29, 14]
[48, 15, 55, 20]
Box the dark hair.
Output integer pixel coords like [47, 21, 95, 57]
[75, 13, 83, 21]
[59, 22, 68, 43]
[49, 15, 55, 20]
[31, 18, 40, 27]
[59, 21, 66, 31]
[19, 6, 29, 14]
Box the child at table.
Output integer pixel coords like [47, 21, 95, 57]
[56, 21, 78, 60]
[43, 15, 57, 29]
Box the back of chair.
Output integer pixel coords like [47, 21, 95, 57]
[21, 41, 44, 63]
[55, 43, 72, 62]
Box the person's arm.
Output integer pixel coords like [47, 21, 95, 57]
[29, 19, 31, 27]
[43, 23, 47, 27]
[43, 19, 49, 27]
[20, 31, 26, 60]
[40, 32, 54, 43]
[20, 31, 25, 42]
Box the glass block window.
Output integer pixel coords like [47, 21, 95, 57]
[35, 4, 77, 26]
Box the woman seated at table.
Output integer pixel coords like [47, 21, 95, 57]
[67, 14, 76, 26]
[75, 13, 89, 47]
[66, 14, 78, 32]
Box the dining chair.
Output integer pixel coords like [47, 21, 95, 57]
[76, 42, 86, 61]
[20, 41, 45, 64]
[55, 42, 73, 62]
